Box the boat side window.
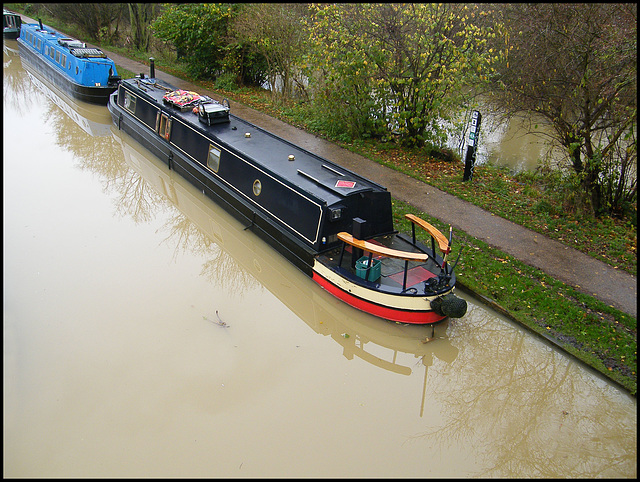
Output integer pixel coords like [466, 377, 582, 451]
[55, 50, 60, 63]
[156, 112, 171, 140]
[49, 48, 54, 60]
[207, 144, 221, 172]
[60, 54, 66, 67]
[123, 91, 137, 114]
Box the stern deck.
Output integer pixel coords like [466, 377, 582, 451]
[316, 232, 455, 297]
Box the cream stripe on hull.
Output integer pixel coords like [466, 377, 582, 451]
[312, 259, 445, 311]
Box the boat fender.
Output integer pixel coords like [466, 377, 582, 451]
[168, 152, 173, 170]
[431, 293, 467, 319]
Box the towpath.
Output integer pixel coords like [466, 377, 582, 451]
[100, 50, 637, 319]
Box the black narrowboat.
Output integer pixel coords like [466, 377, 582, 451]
[111, 123, 456, 369]
[108, 71, 467, 325]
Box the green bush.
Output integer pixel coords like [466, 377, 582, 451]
[213, 72, 239, 92]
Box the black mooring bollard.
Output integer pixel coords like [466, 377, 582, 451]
[463, 110, 482, 182]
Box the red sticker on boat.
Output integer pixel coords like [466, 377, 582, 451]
[336, 180, 356, 188]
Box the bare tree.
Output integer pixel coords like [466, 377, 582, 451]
[492, 3, 637, 217]
[232, 3, 309, 101]
[46, 3, 125, 43]
[127, 3, 157, 52]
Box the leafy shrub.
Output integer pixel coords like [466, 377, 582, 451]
[213, 72, 239, 92]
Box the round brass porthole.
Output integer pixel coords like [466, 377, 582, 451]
[252, 179, 262, 196]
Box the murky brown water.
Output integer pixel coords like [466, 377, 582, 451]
[3, 40, 636, 478]
[470, 110, 563, 172]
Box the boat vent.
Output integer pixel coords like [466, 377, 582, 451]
[58, 38, 85, 49]
[70, 48, 107, 58]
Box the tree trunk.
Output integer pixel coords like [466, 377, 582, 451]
[128, 4, 154, 52]
[582, 168, 603, 216]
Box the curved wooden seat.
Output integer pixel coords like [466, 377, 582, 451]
[337, 232, 429, 262]
[405, 214, 450, 254]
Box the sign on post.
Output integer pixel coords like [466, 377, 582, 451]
[463, 110, 481, 182]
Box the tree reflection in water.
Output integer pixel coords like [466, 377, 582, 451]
[159, 210, 259, 296]
[407, 302, 635, 477]
[3, 41, 32, 109]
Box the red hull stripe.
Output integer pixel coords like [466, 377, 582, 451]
[312, 272, 445, 325]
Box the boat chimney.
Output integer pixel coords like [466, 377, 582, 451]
[38, 19, 43, 30]
[149, 57, 155, 79]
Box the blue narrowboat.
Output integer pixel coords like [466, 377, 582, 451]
[17, 20, 120, 104]
[3, 9, 22, 39]
[108, 68, 467, 326]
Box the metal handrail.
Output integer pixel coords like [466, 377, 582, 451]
[337, 232, 430, 291]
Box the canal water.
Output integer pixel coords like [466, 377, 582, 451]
[446, 106, 565, 173]
[3, 41, 636, 478]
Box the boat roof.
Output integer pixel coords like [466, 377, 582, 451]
[122, 77, 388, 206]
[21, 22, 115, 63]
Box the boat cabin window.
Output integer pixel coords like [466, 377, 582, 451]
[156, 113, 171, 141]
[49, 48, 54, 60]
[55, 50, 60, 63]
[207, 144, 221, 172]
[60, 53, 66, 67]
[123, 91, 137, 114]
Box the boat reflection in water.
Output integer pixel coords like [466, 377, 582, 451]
[19, 50, 112, 137]
[109, 123, 460, 397]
